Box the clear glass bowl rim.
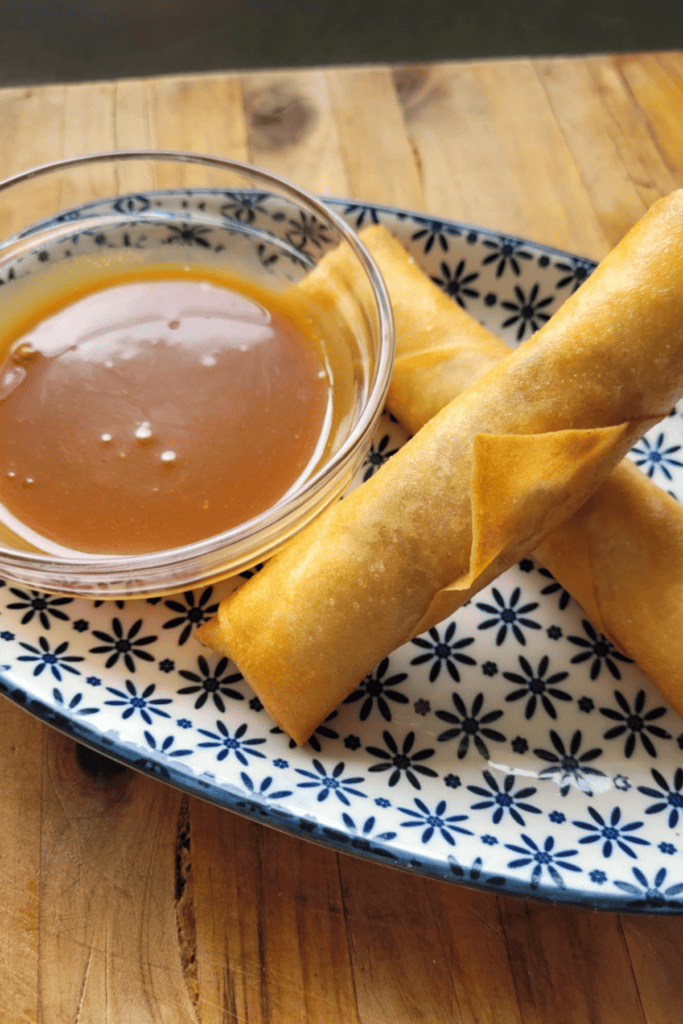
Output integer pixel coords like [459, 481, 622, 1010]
[0, 149, 395, 584]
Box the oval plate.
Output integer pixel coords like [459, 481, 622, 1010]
[1, 192, 682, 914]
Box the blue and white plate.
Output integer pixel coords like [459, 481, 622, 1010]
[1, 191, 682, 914]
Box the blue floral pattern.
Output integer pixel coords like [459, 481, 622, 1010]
[1, 192, 682, 912]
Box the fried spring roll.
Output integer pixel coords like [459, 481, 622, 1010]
[358, 225, 683, 705]
[199, 192, 683, 743]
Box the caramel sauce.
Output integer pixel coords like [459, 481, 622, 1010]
[0, 267, 331, 555]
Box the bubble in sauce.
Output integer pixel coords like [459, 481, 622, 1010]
[134, 421, 153, 442]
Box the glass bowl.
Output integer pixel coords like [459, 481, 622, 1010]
[0, 151, 394, 597]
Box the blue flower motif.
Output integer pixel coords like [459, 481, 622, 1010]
[481, 834, 498, 846]
[362, 434, 400, 480]
[431, 259, 480, 308]
[163, 587, 218, 645]
[511, 736, 528, 755]
[163, 222, 212, 247]
[614, 774, 631, 791]
[537, 568, 572, 609]
[341, 812, 397, 842]
[143, 731, 192, 757]
[17, 637, 83, 681]
[113, 194, 151, 215]
[177, 718, 192, 729]
[177, 655, 244, 711]
[614, 867, 683, 909]
[631, 432, 683, 481]
[554, 256, 593, 292]
[410, 621, 476, 683]
[590, 869, 607, 885]
[638, 767, 683, 827]
[577, 697, 594, 713]
[0, 630, 14, 641]
[506, 834, 581, 889]
[549, 810, 566, 824]
[240, 771, 293, 801]
[52, 689, 98, 716]
[573, 806, 649, 859]
[375, 797, 391, 809]
[366, 730, 437, 789]
[273, 758, 289, 769]
[567, 620, 632, 680]
[659, 842, 677, 855]
[285, 211, 333, 255]
[503, 655, 571, 719]
[86, 675, 101, 687]
[435, 691, 505, 760]
[600, 689, 671, 758]
[482, 661, 498, 677]
[270, 711, 340, 753]
[105, 680, 172, 724]
[197, 721, 267, 765]
[90, 617, 156, 672]
[158, 659, 175, 673]
[343, 203, 381, 229]
[410, 216, 460, 254]
[481, 236, 533, 277]
[6, 588, 72, 629]
[467, 770, 541, 826]
[500, 284, 553, 341]
[533, 729, 604, 796]
[295, 759, 366, 806]
[476, 587, 541, 646]
[444, 774, 461, 789]
[398, 798, 473, 846]
[220, 191, 270, 223]
[343, 656, 408, 722]
[447, 853, 506, 888]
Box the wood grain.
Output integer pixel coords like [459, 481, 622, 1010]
[1, 53, 683, 1023]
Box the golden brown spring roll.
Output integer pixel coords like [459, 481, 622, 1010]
[199, 192, 683, 744]
[358, 224, 683, 706]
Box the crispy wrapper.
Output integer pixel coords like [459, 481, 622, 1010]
[358, 225, 683, 710]
[198, 193, 683, 743]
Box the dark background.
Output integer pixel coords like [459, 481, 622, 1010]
[0, 0, 679, 86]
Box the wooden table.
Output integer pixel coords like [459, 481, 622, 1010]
[2, 52, 683, 1023]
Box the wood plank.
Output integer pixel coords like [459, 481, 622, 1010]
[621, 914, 683, 1024]
[189, 799, 359, 1024]
[241, 69, 348, 197]
[327, 66, 424, 210]
[393, 61, 529, 231]
[533, 57, 649, 249]
[615, 52, 683, 179]
[473, 59, 611, 257]
[583, 56, 681, 208]
[338, 859, 524, 1024]
[498, 898, 647, 1024]
[0, 84, 67, 238]
[396, 59, 611, 257]
[149, 73, 250, 188]
[0, 701, 43, 1023]
[36, 731, 198, 1023]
